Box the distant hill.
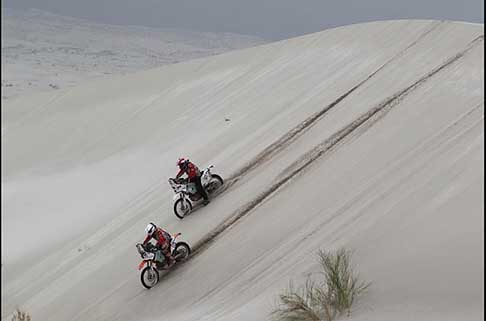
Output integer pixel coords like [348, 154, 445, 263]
[1, 8, 266, 100]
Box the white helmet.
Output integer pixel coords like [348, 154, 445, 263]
[145, 223, 156, 236]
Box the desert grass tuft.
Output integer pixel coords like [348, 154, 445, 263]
[11, 309, 31, 321]
[317, 248, 370, 316]
[272, 248, 369, 321]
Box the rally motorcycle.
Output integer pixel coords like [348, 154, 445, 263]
[168, 165, 224, 219]
[135, 233, 191, 289]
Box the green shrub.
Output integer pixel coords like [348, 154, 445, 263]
[317, 248, 369, 315]
[272, 248, 369, 321]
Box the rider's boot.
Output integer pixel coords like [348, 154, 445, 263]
[163, 250, 176, 268]
[167, 255, 176, 268]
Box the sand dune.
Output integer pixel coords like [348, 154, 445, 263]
[1, 20, 483, 321]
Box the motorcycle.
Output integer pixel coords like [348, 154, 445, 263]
[135, 232, 191, 289]
[168, 165, 224, 219]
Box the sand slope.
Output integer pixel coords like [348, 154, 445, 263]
[1, 20, 483, 321]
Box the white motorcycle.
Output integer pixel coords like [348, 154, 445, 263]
[168, 165, 224, 219]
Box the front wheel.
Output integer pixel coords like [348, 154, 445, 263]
[140, 266, 159, 289]
[174, 198, 192, 219]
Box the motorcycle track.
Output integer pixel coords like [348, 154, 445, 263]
[182, 34, 484, 261]
[221, 21, 444, 191]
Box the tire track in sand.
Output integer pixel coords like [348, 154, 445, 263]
[186, 34, 483, 259]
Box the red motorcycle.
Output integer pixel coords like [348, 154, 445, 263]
[135, 233, 191, 289]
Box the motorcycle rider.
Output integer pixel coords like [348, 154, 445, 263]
[143, 223, 176, 269]
[175, 157, 210, 205]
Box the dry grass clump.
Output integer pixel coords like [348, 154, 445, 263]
[272, 248, 369, 321]
[11, 308, 31, 321]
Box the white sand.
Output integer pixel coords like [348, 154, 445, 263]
[1, 20, 483, 321]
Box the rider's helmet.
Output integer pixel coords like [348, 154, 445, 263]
[177, 157, 189, 169]
[145, 222, 156, 236]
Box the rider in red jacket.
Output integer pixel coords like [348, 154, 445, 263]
[143, 223, 175, 268]
[176, 157, 210, 205]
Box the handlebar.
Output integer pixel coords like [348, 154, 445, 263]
[136, 242, 158, 253]
[169, 177, 187, 184]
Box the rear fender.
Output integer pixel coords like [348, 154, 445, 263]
[201, 169, 212, 185]
[170, 233, 182, 252]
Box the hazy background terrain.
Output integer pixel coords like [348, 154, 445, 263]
[1, 8, 265, 100]
[3, 0, 484, 40]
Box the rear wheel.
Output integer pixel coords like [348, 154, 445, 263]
[207, 175, 224, 194]
[174, 242, 191, 261]
[174, 198, 192, 219]
[140, 266, 159, 289]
